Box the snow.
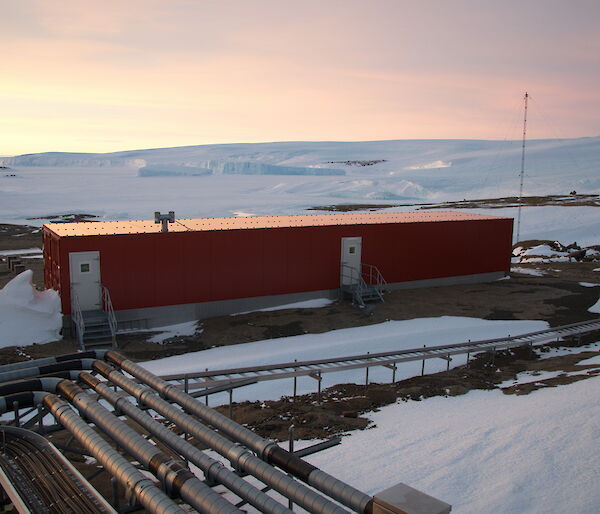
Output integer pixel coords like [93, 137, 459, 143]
[139, 164, 211, 177]
[579, 282, 600, 287]
[0, 271, 61, 347]
[1, 138, 599, 246]
[511, 266, 545, 276]
[142, 317, 547, 404]
[588, 297, 600, 314]
[128, 320, 200, 344]
[520, 256, 569, 263]
[0, 248, 42, 256]
[522, 244, 562, 257]
[404, 160, 452, 170]
[499, 366, 597, 388]
[234, 298, 334, 315]
[537, 343, 600, 359]
[578, 354, 600, 365]
[499, 369, 570, 387]
[306, 375, 600, 513]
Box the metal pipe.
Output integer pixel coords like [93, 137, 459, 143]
[106, 352, 372, 513]
[0, 351, 106, 374]
[0, 377, 63, 397]
[0, 425, 116, 513]
[54, 380, 241, 514]
[0, 391, 183, 514]
[0, 380, 241, 513]
[93, 360, 348, 514]
[78, 372, 291, 514]
[0, 359, 96, 384]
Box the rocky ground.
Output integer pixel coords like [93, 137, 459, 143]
[308, 193, 600, 212]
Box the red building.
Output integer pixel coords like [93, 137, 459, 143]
[43, 211, 512, 334]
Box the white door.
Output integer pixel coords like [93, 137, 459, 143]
[340, 237, 362, 286]
[69, 251, 102, 311]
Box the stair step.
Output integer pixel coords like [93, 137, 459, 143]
[84, 333, 113, 343]
[84, 341, 114, 349]
[82, 317, 108, 324]
[84, 324, 111, 334]
[82, 309, 106, 318]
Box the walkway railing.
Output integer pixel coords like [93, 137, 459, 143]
[70, 292, 85, 350]
[160, 318, 600, 392]
[101, 285, 118, 348]
[340, 262, 386, 307]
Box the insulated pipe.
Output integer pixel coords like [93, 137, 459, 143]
[105, 352, 372, 513]
[0, 351, 107, 374]
[0, 391, 183, 514]
[93, 360, 348, 514]
[0, 425, 116, 514]
[0, 358, 96, 384]
[79, 372, 292, 514]
[0, 379, 241, 514]
[0, 377, 63, 397]
[54, 380, 242, 514]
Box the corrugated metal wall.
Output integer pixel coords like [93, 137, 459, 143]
[45, 218, 513, 315]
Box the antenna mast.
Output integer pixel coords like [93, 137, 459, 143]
[515, 91, 528, 244]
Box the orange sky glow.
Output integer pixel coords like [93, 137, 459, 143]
[2, 0, 599, 155]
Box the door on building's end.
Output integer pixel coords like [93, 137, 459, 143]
[69, 251, 102, 311]
[340, 237, 362, 286]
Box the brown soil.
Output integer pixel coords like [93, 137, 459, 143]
[217, 342, 600, 441]
[309, 193, 600, 212]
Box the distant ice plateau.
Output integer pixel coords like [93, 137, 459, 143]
[139, 161, 345, 177]
[1, 137, 599, 245]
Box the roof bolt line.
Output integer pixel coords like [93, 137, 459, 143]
[93, 359, 348, 514]
[105, 351, 372, 514]
[78, 371, 291, 514]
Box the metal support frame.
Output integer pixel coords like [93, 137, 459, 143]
[158, 318, 600, 392]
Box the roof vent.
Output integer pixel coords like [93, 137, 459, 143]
[154, 211, 175, 232]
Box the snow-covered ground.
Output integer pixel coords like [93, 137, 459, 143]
[0, 271, 61, 347]
[142, 317, 549, 404]
[2, 137, 600, 245]
[307, 373, 600, 514]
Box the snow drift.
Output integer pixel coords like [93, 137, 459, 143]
[0, 270, 61, 347]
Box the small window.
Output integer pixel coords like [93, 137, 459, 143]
[349, 247, 355, 254]
[80, 263, 90, 273]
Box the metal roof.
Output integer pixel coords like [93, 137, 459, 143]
[44, 211, 510, 237]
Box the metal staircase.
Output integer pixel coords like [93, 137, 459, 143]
[340, 262, 387, 308]
[71, 285, 117, 350]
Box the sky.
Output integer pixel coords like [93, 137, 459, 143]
[2, 0, 599, 156]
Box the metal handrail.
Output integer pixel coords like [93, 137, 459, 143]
[340, 263, 363, 306]
[361, 263, 387, 292]
[340, 263, 360, 286]
[101, 285, 118, 348]
[70, 292, 85, 350]
[340, 262, 386, 306]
